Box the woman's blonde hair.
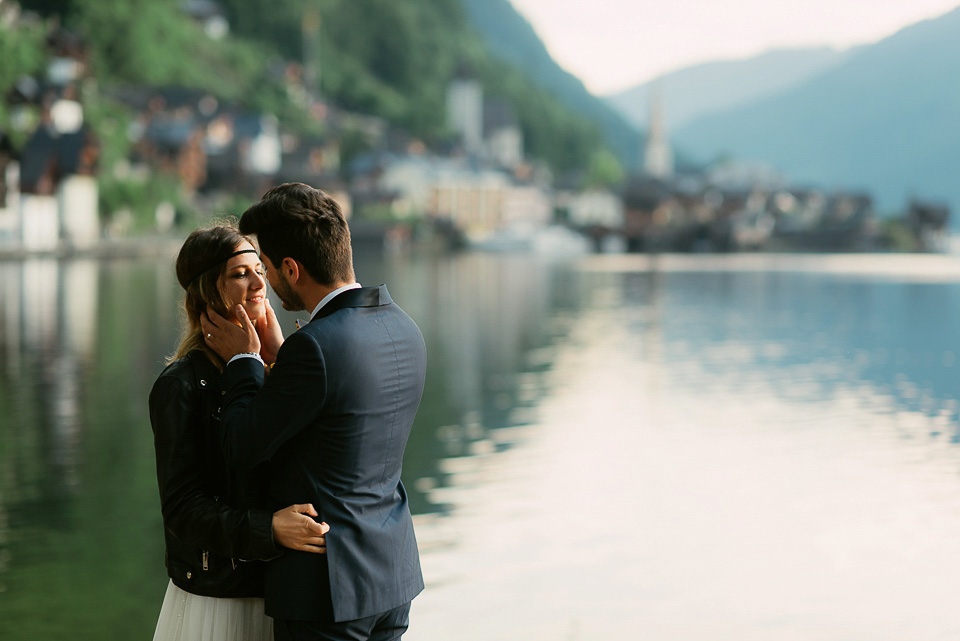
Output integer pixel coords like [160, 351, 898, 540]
[168, 222, 252, 368]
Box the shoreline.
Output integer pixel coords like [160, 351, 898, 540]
[0, 237, 183, 262]
[1, 236, 956, 267]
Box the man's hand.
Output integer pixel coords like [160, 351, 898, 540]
[201, 305, 260, 361]
[272, 503, 330, 553]
[256, 298, 284, 365]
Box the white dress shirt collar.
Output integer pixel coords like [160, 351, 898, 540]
[309, 283, 362, 320]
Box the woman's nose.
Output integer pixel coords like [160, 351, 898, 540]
[251, 272, 265, 289]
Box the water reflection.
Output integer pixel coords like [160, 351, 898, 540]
[0, 255, 174, 638]
[411, 254, 960, 640]
[4, 252, 960, 639]
[0, 268, 75, 638]
[0, 258, 99, 556]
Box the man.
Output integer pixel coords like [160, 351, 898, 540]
[201, 182, 426, 641]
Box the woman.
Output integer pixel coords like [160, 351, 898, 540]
[150, 224, 328, 641]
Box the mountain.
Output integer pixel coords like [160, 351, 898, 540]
[672, 6, 960, 216]
[461, 0, 642, 168]
[606, 48, 849, 130]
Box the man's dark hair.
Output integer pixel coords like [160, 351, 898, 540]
[239, 182, 354, 285]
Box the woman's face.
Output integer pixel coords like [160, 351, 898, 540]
[220, 240, 266, 322]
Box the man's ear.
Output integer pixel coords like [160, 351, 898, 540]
[281, 257, 300, 283]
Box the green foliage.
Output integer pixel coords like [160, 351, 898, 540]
[0, 18, 48, 147]
[462, 0, 641, 168]
[81, 97, 133, 175]
[18, 0, 78, 17]
[217, 0, 307, 60]
[478, 58, 603, 171]
[0, 19, 47, 95]
[98, 172, 185, 232]
[586, 149, 625, 187]
[877, 219, 919, 251]
[83, 98, 192, 232]
[219, 0, 612, 172]
[68, 0, 274, 107]
[355, 202, 402, 223]
[15, 0, 620, 182]
[221, 0, 463, 138]
[338, 127, 375, 171]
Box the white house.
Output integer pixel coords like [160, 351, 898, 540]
[378, 155, 551, 243]
[563, 188, 624, 229]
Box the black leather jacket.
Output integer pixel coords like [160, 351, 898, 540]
[149, 350, 278, 598]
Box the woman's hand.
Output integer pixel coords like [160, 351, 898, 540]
[256, 298, 284, 365]
[271, 503, 329, 553]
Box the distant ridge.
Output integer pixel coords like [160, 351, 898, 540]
[462, 0, 642, 167]
[672, 6, 960, 216]
[606, 48, 849, 130]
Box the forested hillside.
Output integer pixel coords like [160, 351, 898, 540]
[461, 0, 641, 168]
[12, 0, 614, 174]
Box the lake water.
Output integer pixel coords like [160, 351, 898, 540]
[3, 250, 960, 640]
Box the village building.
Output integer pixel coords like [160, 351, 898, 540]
[906, 200, 949, 252]
[642, 90, 673, 179]
[5, 26, 100, 252]
[482, 99, 523, 170]
[356, 153, 551, 245]
[446, 65, 484, 156]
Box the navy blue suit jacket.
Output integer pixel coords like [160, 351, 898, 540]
[219, 285, 426, 622]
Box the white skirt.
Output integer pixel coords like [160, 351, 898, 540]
[152, 580, 274, 641]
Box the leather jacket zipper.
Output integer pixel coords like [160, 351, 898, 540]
[205, 496, 217, 572]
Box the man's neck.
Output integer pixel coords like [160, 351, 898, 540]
[301, 285, 336, 315]
[301, 283, 347, 313]
[303, 282, 356, 317]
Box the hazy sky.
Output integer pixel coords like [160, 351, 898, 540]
[510, 0, 960, 94]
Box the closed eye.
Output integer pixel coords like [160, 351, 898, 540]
[232, 268, 264, 279]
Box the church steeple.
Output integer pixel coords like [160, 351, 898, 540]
[643, 89, 673, 179]
[446, 62, 484, 155]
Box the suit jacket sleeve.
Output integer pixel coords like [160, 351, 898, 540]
[149, 374, 279, 560]
[219, 329, 327, 470]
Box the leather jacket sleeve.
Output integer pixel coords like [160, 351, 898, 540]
[150, 371, 279, 561]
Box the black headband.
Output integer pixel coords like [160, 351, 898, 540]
[186, 248, 259, 287]
[227, 248, 259, 260]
